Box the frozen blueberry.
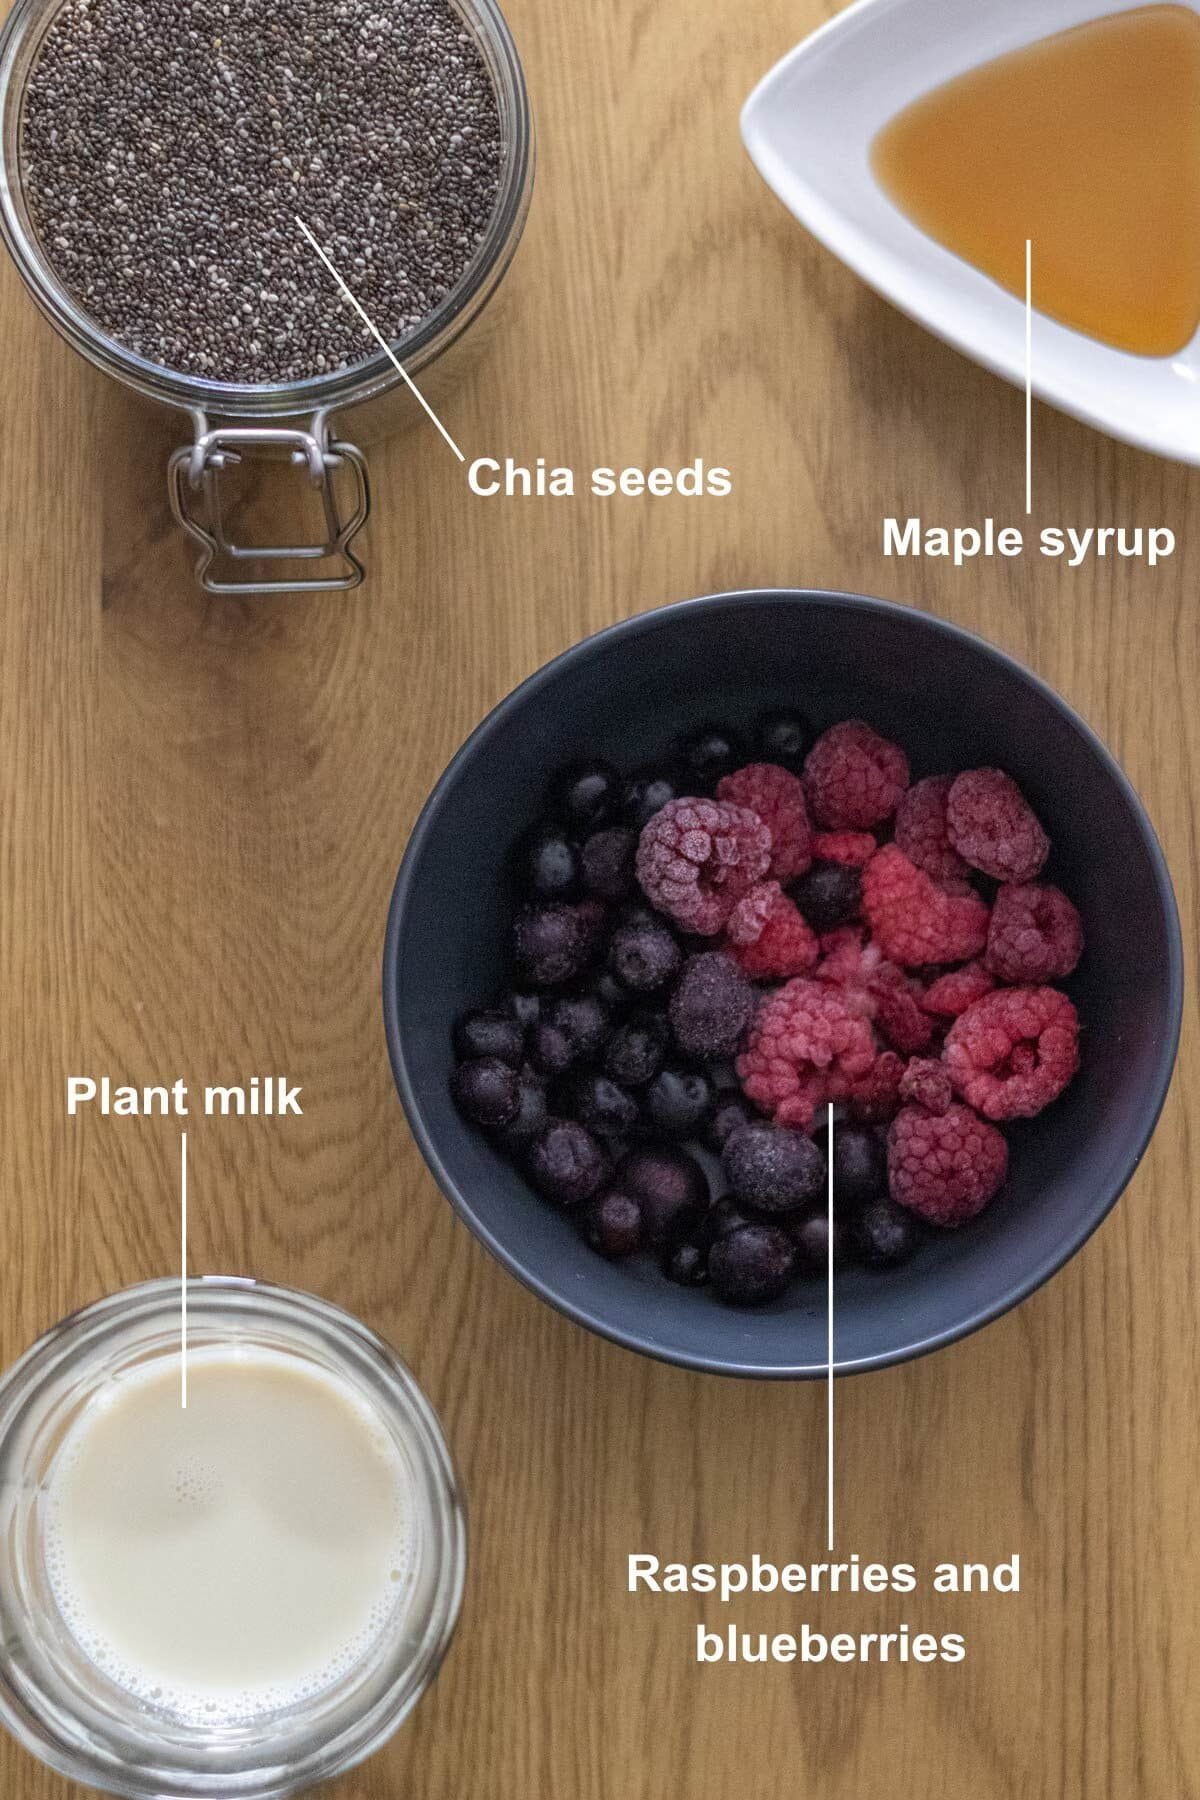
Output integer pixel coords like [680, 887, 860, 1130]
[709, 1223, 797, 1306]
[567, 1072, 640, 1138]
[588, 970, 632, 1019]
[547, 992, 611, 1062]
[662, 1240, 709, 1287]
[504, 990, 544, 1033]
[702, 1090, 757, 1154]
[616, 1146, 708, 1246]
[699, 1194, 757, 1248]
[575, 898, 610, 956]
[830, 1124, 887, 1209]
[582, 1189, 643, 1259]
[452, 1057, 520, 1130]
[677, 724, 744, 791]
[791, 862, 863, 932]
[622, 766, 680, 829]
[604, 1012, 669, 1087]
[493, 1070, 549, 1152]
[669, 952, 754, 1059]
[529, 1018, 578, 1078]
[755, 708, 813, 773]
[854, 1196, 920, 1269]
[642, 1066, 714, 1140]
[789, 1207, 849, 1274]
[522, 823, 581, 902]
[513, 903, 594, 988]
[454, 1008, 525, 1068]
[723, 1123, 825, 1214]
[526, 1120, 609, 1209]
[615, 900, 664, 932]
[581, 827, 637, 901]
[608, 916, 683, 994]
[550, 759, 621, 832]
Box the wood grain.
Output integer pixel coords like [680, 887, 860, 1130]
[1, 0, 1198, 1794]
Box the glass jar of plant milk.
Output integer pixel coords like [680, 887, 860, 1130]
[0, 1277, 466, 1799]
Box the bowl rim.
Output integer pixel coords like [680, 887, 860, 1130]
[382, 588, 1184, 1379]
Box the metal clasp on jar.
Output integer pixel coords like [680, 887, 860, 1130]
[167, 408, 371, 594]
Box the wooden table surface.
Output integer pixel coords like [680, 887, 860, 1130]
[2, 0, 1198, 1794]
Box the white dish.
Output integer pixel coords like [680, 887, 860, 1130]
[741, 0, 1200, 465]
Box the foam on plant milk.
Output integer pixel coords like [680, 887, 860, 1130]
[44, 1345, 414, 1725]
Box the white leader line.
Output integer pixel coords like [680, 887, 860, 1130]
[180, 1131, 188, 1410]
[296, 217, 466, 463]
[1025, 239, 1033, 516]
[826, 1103, 835, 1552]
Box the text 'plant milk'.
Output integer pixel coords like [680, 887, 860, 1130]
[45, 1346, 414, 1725]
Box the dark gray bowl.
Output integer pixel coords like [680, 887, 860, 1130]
[383, 591, 1182, 1377]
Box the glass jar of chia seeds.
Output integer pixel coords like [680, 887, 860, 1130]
[0, 0, 532, 594]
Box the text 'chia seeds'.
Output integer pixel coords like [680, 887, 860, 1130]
[21, 0, 504, 384]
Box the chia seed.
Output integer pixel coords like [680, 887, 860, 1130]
[20, 0, 504, 384]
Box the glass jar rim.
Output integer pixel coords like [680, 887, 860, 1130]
[0, 0, 533, 414]
[0, 1277, 467, 1800]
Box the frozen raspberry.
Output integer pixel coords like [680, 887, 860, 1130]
[726, 881, 819, 978]
[669, 952, 756, 1058]
[922, 961, 996, 1017]
[736, 978, 876, 1132]
[899, 1057, 952, 1115]
[862, 845, 990, 968]
[893, 776, 969, 883]
[718, 763, 812, 881]
[946, 769, 1050, 882]
[636, 797, 771, 936]
[803, 721, 910, 830]
[810, 831, 878, 867]
[938, 877, 979, 899]
[813, 926, 933, 1052]
[985, 883, 1084, 983]
[814, 925, 879, 1006]
[888, 1103, 1008, 1227]
[872, 976, 936, 1054]
[845, 1050, 905, 1123]
[943, 986, 1080, 1120]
